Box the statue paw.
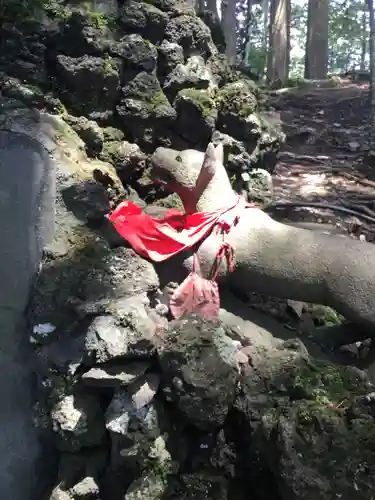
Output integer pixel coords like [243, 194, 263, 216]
[155, 281, 180, 314]
[164, 281, 179, 296]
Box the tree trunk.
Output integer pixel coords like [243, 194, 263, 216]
[221, 0, 237, 66]
[263, 0, 269, 51]
[195, 0, 205, 13]
[368, 0, 375, 143]
[243, 0, 254, 66]
[304, 0, 329, 79]
[195, 0, 205, 14]
[267, 0, 290, 83]
[360, 10, 367, 70]
[206, 0, 219, 18]
[260, 0, 269, 75]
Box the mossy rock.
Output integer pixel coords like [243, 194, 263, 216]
[118, 72, 175, 119]
[116, 72, 176, 149]
[154, 193, 184, 211]
[217, 80, 257, 119]
[103, 126, 125, 143]
[216, 81, 259, 141]
[100, 140, 124, 167]
[177, 88, 216, 119]
[306, 304, 345, 327]
[99, 140, 146, 175]
[63, 114, 104, 156]
[175, 88, 217, 146]
[291, 359, 363, 405]
[48, 1, 118, 27]
[0, 77, 45, 107]
[259, 358, 375, 497]
[118, 0, 167, 45]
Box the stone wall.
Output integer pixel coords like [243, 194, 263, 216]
[0, 0, 283, 203]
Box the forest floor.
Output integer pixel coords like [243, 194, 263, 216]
[270, 79, 375, 241]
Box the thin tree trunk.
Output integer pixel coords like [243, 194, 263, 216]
[206, 0, 219, 18]
[304, 0, 329, 79]
[267, 0, 290, 83]
[221, 0, 237, 66]
[243, 0, 254, 66]
[196, 0, 205, 13]
[263, 0, 269, 51]
[360, 10, 367, 70]
[368, 0, 375, 143]
[260, 0, 269, 75]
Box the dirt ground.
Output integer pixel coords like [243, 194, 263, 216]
[270, 80, 375, 240]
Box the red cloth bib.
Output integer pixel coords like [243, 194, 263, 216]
[109, 197, 253, 319]
[108, 197, 250, 262]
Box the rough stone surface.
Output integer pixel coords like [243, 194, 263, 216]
[116, 70, 176, 150]
[83, 296, 158, 363]
[51, 391, 105, 452]
[55, 54, 122, 119]
[62, 114, 104, 157]
[157, 314, 240, 430]
[164, 15, 215, 58]
[118, 1, 167, 44]
[110, 34, 158, 73]
[175, 88, 217, 146]
[81, 361, 150, 388]
[163, 55, 216, 99]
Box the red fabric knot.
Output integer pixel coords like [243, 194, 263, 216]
[210, 242, 235, 281]
[216, 207, 242, 234]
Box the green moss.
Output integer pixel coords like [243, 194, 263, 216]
[45, 0, 72, 20]
[306, 304, 345, 327]
[47, 0, 117, 26]
[155, 193, 184, 210]
[56, 101, 67, 114]
[100, 141, 123, 166]
[102, 54, 115, 76]
[148, 457, 173, 486]
[149, 90, 169, 110]
[178, 88, 216, 118]
[103, 127, 125, 142]
[0, 0, 65, 21]
[294, 399, 375, 480]
[292, 360, 363, 409]
[85, 9, 116, 30]
[217, 81, 257, 118]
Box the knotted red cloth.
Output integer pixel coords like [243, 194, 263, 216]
[109, 196, 254, 318]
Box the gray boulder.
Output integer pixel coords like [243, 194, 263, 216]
[157, 314, 240, 430]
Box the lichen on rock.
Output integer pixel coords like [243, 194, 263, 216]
[116, 71, 176, 150]
[174, 88, 217, 146]
[55, 53, 122, 120]
[157, 314, 240, 430]
[118, 0, 167, 44]
[217, 80, 258, 132]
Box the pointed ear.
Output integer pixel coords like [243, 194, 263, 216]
[201, 142, 217, 176]
[214, 142, 224, 165]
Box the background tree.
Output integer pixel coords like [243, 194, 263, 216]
[305, 0, 329, 78]
[206, 0, 220, 17]
[222, 0, 238, 65]
[267, 0, 290, 83]
[328, 0, 368, 72]
[368, 0, 375, 149]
